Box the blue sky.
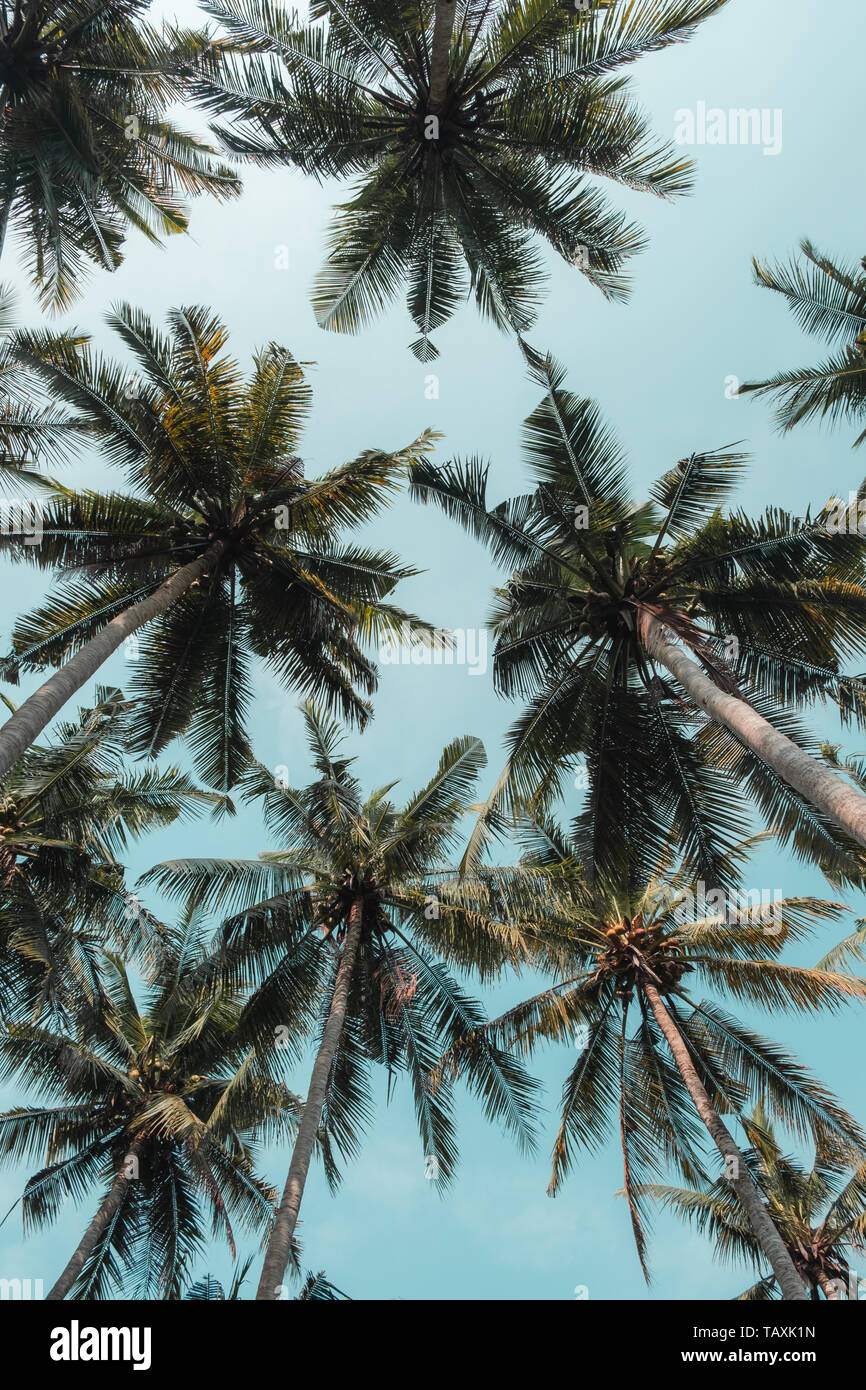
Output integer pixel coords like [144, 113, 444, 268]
[1, 0, 865, 1300]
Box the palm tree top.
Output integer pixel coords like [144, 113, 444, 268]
[0, 303, 436, 788]
[449, 819, 866, 1279]
[410, 345, 866, 887]
[643, 1107, 866, 1299]
[0, 914, 298, 1297]
[143, 703, 540, 1185]
[0, 0, 242, 309]
[192, 0, 729, 356]
[0, 685, 220, 1021]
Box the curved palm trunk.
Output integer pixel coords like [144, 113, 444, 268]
[643, 615, 866, 849]
[255, 898, 364, 1301]
[428, 0, 457, 111]
[0, 542, 224, 779]
[643, 983, 808, 1301]
[46, 1141, 142, 1300]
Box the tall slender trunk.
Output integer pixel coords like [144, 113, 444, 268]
[255, 897, 365, 1301]
[643, 982, 808, 1301]
[0, 542, 224, 779]
[46, 1141, 142, 1300]
[643, 615, 866, 849]
[428, 0, 457, 111]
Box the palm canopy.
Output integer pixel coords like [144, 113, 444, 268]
[0, 686, 218, 1023]
[446, 819, 866, 1280]
[743, 241, 866, 447]
[0, 282, 87, 487]
[191, 0, 728, 359]
[0, 304, 434, 790]
[410, 346, 866, 889]
[142, 703, 539, 1187]
[0, 916, 300, 1299]
[0, 0, 241, 310]
[643, 1108, 866, 1300]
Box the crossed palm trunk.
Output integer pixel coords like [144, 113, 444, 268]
[0, 544, 224, 779]
[256, 899, 364, 1300]
[642, 986, 807, 1301]
[45, 1140, 144, 1301]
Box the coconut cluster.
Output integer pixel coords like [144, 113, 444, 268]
[592, 917, 693, 999]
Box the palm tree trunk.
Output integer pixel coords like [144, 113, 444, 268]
[255, 897, 365, 1301]
[0, 542, 224, 779]
[643, 982, 808, 1301]
[428, 0, 457, 111]
[46, 1142, 142, 1300]
[643, 614, 866, 849]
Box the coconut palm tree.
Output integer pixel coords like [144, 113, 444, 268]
[742, 241, 866, 447]
[0, 914, 302, 1300]
[142, 703, 538, 1299]
[0, 0, 241, 310]
[0, 684, 220, 1022]
[642, 1108, 866, 1300]
[445, 819, 866, 1301]
[192, 0, 728, 358]
[0, 303, 435, 783]
[409, 347, 866, 882]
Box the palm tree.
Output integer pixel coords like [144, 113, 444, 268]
[447, 820, 866, 1301]
[142, 703, 538, 1299]
[0, 0, 241, 310]
[0, 302, 434, 783]
[0, 684, 220, 1022]
[409, 347, 866, 881]
[192, 0, 728, 358]
[0, 915, 302, 1300]
[642, 1108, 866, 1300]
[742, 241, 866, 446]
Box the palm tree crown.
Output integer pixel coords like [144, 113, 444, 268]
[410, 348, 866, 887]
[145, 704, 537, 1191]
[0, 917, 299, 1298]
[0, 304, 434, 788]
[451, 820, 865, 1287]
[644, 1108, 866, 1300]
[192, 0, 728, 357]
[0, 686, 217, 1021]
[0, 0, 241, 309]
[145, 704, 538, 1296]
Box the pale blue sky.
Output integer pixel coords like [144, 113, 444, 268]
[1, 0, 865, 1300]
